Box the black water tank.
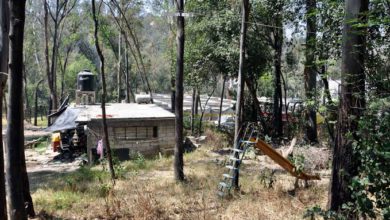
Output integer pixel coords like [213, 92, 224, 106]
[77, 70, 96, 91]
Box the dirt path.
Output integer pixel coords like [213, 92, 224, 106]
[26, 148, 81, 192]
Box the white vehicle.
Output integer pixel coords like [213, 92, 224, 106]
[214, 115, 235, 130]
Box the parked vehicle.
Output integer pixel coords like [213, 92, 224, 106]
[214, 115, 235, 131]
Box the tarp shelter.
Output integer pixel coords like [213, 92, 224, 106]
[45, 108, 82, 132]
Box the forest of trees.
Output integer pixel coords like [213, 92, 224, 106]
[0, 0, 388, 219]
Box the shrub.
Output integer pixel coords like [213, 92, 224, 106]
[305, 98, 390, 219]
[346, 98, 390, 219]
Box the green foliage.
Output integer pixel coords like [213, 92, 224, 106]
[65, 54, 97, 99]
[123, 152, 149, 172]
[257, 72, 274, 98]
[35, 190, 83, 210]
[304, 205, 345, 220]
[183, 113, 202, 135]
[346, 98, 390, 219]
[97, 181, 113, 198]
[289, 154, 305, 174]
[305, 98, 390, 219]
[34, 137, 49, 154]
[258, 168, 275, 188]
[111, 153, 127, 179]
[185, 0, 270, 92]
[134, 152, 146, 169]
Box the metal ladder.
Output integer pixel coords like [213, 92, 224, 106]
[217, 123, 260, 197]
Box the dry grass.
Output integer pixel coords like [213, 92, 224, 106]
[32, 136, 330, 220]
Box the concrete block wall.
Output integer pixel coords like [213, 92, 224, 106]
[86, 118, 175, 162]
[155, 120, 175, 155]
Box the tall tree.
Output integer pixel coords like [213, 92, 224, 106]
[43, 0, 51, 121]
[328, 0, 368, 215]
[92, 0, 116, 180]
[233, 0, 249, 190]
[217, 75, 227, 128]
[6, 0, 29, 218]
[272, 0, 284, 138]
[304, 0, 318, 143]
[34, 80, 44, 126]
[174, 0, 185, 182]
[0, 74, 7, 220]
[117, 22, 122, 102]
[107, 0, 154, 101]
[43, 0, 77, 114]
[0, 0, 9, 218]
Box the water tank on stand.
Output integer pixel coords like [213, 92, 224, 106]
[76, 70, 96, 105]
[77, 70, 96, 91]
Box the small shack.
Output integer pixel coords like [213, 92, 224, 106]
[76, 103, 176, 162]
[46, 103, 175, 163]
[46, 70, 175, 163]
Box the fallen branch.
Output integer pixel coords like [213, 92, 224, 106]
[282, 137, 296, 158]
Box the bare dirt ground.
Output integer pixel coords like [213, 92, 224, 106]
[26, 148, 81, 192]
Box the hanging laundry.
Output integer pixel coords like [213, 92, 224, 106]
[97, 139, 104, 159]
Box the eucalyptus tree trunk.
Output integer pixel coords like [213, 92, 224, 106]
[174, 0, 185, 182]
[92, 0, 116, 181]
[44, 0, 76, 115]
[124, 45, 134, 103]
[198, 88, 216, 135]
[245, 78, 268, 133]
[23, 65, 29, 122]
[43, 0, 53, 125]
[49, 20, 59, 110]
[0, 74, 7, 220]
[34, 80, 43, 126]
[117, 26, 122, 103]
[304, 0, 318, 143]
[233, 0, 249, 190]
[59, 46, 71, 102]
[218, 75, 227, 128]
[191, 88, 196, 135]
[171, 77, 175, 113]
[0, 1, 9, 217]
[272, 1, 284, 138]
[6, 0, 29, 218]
[328, 0, 368, 214]
[322, 74, 332, 104]
[108, 1, 153, 102]
[273, 32, 283, 138]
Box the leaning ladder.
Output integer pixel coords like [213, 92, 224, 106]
[217, 123, 260, 197]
